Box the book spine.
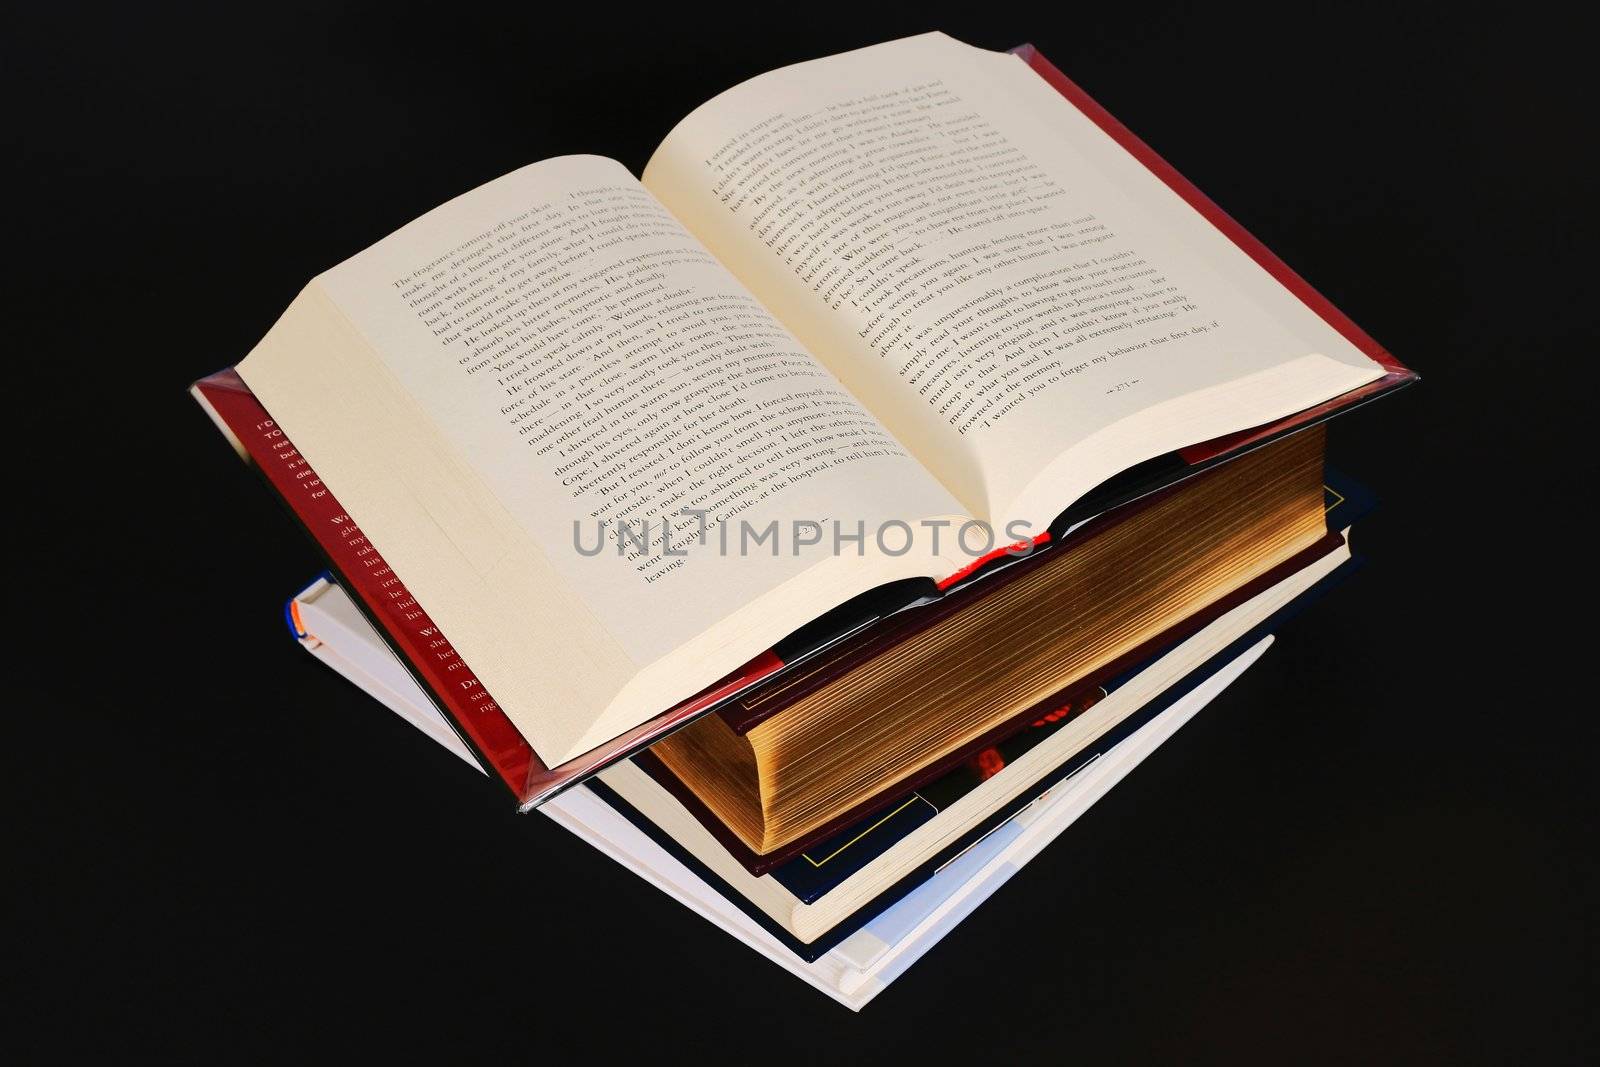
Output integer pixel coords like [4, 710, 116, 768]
[192, 369, 789, 808]
[192, 370, 538, 796]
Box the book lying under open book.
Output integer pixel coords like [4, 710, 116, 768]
[287, 450, 1364, 1005]
[193, 33, 1413, 825]
[289, 573, 1280, 1009]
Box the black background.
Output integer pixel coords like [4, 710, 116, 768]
[9, 3, 1595, 1061]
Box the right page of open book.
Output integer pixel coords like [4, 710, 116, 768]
[644, 32, 1385, 531]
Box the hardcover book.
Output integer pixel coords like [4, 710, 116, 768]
[287, 572, 1279, 1008]
[193, 32, 1413, 822]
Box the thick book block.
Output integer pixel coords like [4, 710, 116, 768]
[192, 35, 1414, 810]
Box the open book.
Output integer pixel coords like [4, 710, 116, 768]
[203, 33, 1410, 798]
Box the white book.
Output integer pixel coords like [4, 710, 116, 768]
[289, 577, 1272, 1009]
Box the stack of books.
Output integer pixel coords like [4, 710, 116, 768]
[193, 33, 1414, 1010]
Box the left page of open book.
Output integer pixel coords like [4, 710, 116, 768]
[237, 155, 965, 766]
